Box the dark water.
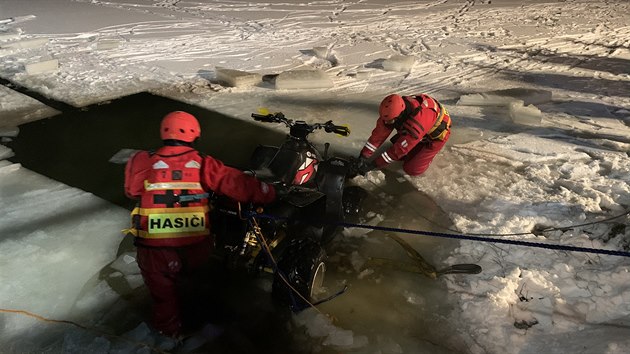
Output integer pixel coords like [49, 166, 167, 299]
[7, 92, 286, 208]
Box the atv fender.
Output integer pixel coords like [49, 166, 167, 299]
[316, 157, 350, 243]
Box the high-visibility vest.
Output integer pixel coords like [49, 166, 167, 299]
[126, 149, 211, 247]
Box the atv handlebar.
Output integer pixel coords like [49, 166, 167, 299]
[251, 112, 350, 137]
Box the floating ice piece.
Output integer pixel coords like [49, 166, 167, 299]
[25, 59, 58, 75]
[274, 69, 334, 90]
[215, 66, 262, 87]
[96, 39, 120, 50]
[494, 88, 552, 105]
[457, 93, 519, 106]
[125, 274, 144, 289]
[509, 101, 542, 125]
[382, 55, 415, 73]
[457, 88, 552, 106]
[0, 144, 14, 160]
[0, 126, 19, 138]
[109, 252, 140, 275]
[0, 15, 36, 26]
[109, 148, 139, 164]
[312, 46, 339, 65]
[0, 30, 21, 42]
[323, 327, 355, 347]
[1, 37, 48, 49]
[313, 46, 331, 60]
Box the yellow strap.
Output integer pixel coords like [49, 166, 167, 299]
[427, 102, 446, 135]
[144, 180, 203, 191]
[121, 228, 138, 237]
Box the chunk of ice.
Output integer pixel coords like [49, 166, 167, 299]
[2, 37, 48, 49]
[96, 39, 120, 50]
[493, 88, 552, 105]
[382, 55, 415, 73]
[0, 144, 14, 160]
[25, 59, 58, 75]
[215, 66, 262, 87]
[0, 30, 21, 42]
[457, 88, 552, 106]
[109, 148, 139, 164]
[109, 251, 140, 275]
[312, 46, 331, 60]
[322, 327, 355, 347]
[509, 101, 542, 125]
[457, 93, 521, 106]
[0, 126, 19, 137]
[274, 69, 334, 90]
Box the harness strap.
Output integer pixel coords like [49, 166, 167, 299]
[426, 101, 451, 141]
[144, 181, 203, 191]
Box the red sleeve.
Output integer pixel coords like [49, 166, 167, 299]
[374, 108, 437, 168]
[360, 118, 394, 158]
[124, 151, 151, 199]
[201, 155, 276, 204]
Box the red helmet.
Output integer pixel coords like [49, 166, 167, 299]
[160, 111, 201, 142]
[379, 94, 406, 124]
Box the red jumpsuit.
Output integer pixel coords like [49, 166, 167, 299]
[124, 145, 275, 336]
[360, 94, 451, 176]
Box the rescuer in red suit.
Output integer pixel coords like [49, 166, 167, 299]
[124, 111, 276, 338]
[354, 93, 452, 176]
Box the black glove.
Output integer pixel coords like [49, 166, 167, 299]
[357, 158, 375, 176]
[349, 157, 374, 177]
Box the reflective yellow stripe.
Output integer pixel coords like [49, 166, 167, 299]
[136, 205, 209, 216]
[137, 230, 208, 239]
[144, 180, 203, 191]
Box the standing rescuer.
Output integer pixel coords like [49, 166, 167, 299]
[354, 93, 452, 176]
[124, 111, 276, 338]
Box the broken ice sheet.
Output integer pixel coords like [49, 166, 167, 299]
[25, 59, 59, 75]
[274, 69, 334, 90]
[109, 148, 139, 164]
[215, 66, 262, 87]
[382, 55, 415, 73]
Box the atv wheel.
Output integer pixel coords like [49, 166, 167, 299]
[272, 237, 327, 309]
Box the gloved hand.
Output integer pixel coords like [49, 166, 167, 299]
[349, 156, 374, 178]
[357, 158, 375, 176]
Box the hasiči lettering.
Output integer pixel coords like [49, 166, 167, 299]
[148, 212, 206, 234]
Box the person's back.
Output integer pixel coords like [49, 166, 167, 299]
[124, 111, 276, 338]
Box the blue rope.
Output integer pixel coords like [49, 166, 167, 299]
[248, 213, 630, 258]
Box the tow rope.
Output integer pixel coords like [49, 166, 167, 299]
[338, 220, 630, 258]
[247, 216, 349, 312]
[250, 213, 630, 258]
[0, 309, 170, 354]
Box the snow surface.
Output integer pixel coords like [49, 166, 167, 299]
[1, 0, 630, 353]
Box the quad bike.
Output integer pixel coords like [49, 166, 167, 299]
[211, 112, 358, 309]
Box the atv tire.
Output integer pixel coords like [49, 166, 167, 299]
[272, 237, 326, 309]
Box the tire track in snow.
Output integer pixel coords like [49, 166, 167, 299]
[47, 0, 630, 103]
